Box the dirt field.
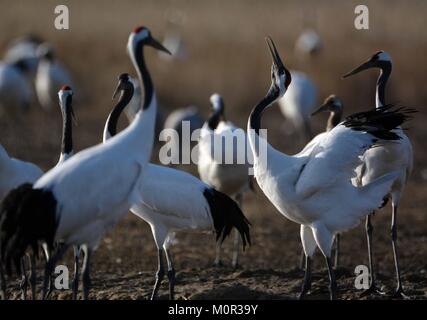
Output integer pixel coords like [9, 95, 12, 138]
[1, 0, 427, 300]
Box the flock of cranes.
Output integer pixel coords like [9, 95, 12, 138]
[0, 35, 72, 114]
[0, 25, 415, 300]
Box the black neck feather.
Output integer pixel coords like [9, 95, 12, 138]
[249, 87, 278, 135]
[106, 85, 134, 137]
[61, 95, 73, 155]
[135, 42, 153, 111]
[207, 110, 222, 130]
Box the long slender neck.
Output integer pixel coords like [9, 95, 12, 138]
[376, 63, 391, 109]
[103, 86, 134, 141]
[207, 109, 222, 130]
[134, 43, 153, 111]
[326, 109, 342, 131]
[247, 87, 279, 159]
[248, 87, 278, 136]
[61, 96, 73, 156]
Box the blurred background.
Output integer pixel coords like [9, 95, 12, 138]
[0, 0, 426, 299]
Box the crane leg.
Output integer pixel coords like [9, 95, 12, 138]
[0, 263, 6, 300]
[71, 246, 80, 300]
[298, 256, 312, 300]
[325, 256, 337, 300]
[299, 249, 305, 270]
[151, 249, 165, 300]
[20, 256, 28, 300]
[334, 234, 340, 269]
[29, 253, 37, 300]
[42, 244, 69, 300]
[232, 229, 241, 269]
[390, 205, 409, 299]
[164, 248, 175, 300]
[213, 242, 223, 267]
[361, 214, 384, 296]
[81, 245, 92, 300]
[231, 193, 243, 269]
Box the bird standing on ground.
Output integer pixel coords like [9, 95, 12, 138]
[297, 95, 344, 269]
[247, 37, 411, 299]
[198, 93, 252, 268]
[103, 75, 251, 300]
[0, 85, 76, 300]
[0, 26, 169, 300]
[342, 51, 414, 298]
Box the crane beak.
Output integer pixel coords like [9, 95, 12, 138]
[148, 36, 171, 55]
[342, 60, 374, 79]
[266, 36, 285, 71]
[311, 102, 330, 116]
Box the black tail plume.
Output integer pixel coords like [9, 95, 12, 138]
[203, 188, 251, 249]
[342, 105, 416, 140]
[0, 183, 58, 275]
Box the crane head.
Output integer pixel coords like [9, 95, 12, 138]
[342, 51, 392, 78]
[127, 25, 171, 60]
[312, 94, 343, 116]
[266, 37, 291, 98]
[112, 73, 134, 100]
[58, 85, 77, 124]
[209, 93, 224, 114]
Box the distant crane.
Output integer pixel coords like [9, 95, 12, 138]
[0, 59, 33, 114]
[277, 70, 317, 143]
[198, 93, 252, 268]
[3, 34, 43, 78]
[35, 44, 73, 111]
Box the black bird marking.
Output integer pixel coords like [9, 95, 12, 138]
[0, 183, 58, 275]
[203, 188, 251, 249]
[342, 105, 416, 140]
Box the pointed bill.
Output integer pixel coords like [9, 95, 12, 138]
[265, 36, 284, 71]
[342, 60, 374, 79]
[149, 37, 171, 55]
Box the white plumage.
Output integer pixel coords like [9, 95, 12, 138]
[0, 86, 74, 201]
[197, 93, 252, 267]
[198, 94, 250, 196]
[35, 44, 73, 111]
[3, 35, 43, 77]
[0, 144, 43, 201]
[277, 70, 317, 142]
[247, 38, 408, 300]
[0, 26, 167, 300]
[342, 51, 414, 297]
[36, 28, 160, 247]
[0, 61, 33, 113]
[102, 85, 250, 300]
